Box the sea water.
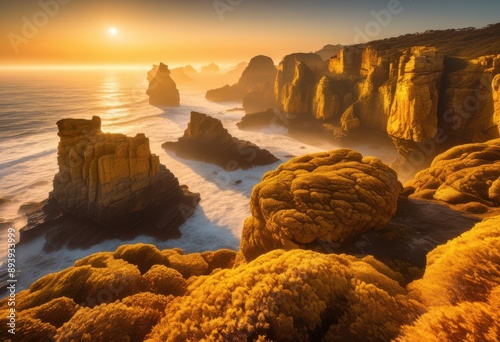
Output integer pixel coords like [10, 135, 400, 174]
[0, 67, 398, 291]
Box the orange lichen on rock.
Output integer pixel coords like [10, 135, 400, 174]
[396, 216, 500, 341]
[397, 287, 500, 342]
[407, 216, 500, 307]
[56, 293, 171, 342]
[240, 149, 402, 261]
[146, 249, 422, 342]
[405, 139, 500, 208]
[0, 244, 226, 341]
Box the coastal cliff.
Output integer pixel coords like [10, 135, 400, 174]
[268, 24, 500, 164]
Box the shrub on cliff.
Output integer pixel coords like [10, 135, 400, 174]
[397, 216, 500, 341]
[56, 293, 171, 342]
[146, 249, 421, 341]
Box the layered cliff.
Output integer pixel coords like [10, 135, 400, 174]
[146, 63, 180, 106]
[274, 53, 327, 117]
[21, 116, 200, 247]
[163, 112, 278, 170]
[271, 24, 500, 164]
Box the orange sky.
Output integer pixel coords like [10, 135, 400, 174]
[1, 0, 499, 67]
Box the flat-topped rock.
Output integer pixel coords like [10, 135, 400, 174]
[21, 116, 200, 249]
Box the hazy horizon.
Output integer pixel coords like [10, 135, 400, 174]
[1, 0, 499, 67]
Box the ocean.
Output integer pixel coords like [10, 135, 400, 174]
[0, 67, 398, 292]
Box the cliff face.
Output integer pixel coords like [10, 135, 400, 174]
[21, 116, 200, 248]
[162, 112, 279, 170]
[387, 47, 444, 142]
[274, 53, 327, 116]
[146, 63, 180, 106]
[272, 25, 500, 162]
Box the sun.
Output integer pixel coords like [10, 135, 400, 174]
[109, 27, 118, 36]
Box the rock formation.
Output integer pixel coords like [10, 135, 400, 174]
[404, 139, 500, 213]
[274, 53, 326, 116]
[271, 25, 500, 164]
[240, 149, 402, 261]
[20, 116, 200, 248]
[146, 62, 180, 106]
[205, 55, 277, 111]
[312, 75, 346, 120]
[242, 81, 275, 114]
[494, 73, 500, 134]
[162, 112, 279, 170]
[387, 47, 444, 142]
[440, 55, 500, 142]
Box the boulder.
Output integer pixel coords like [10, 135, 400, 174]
[398, 216, 500, 341]
[162, 112, 279, 170]
[405, 139, 500, 209]
[146, 63, 180, 106]
[240, 149, 402, 261]
[20, 116, 200, 248]
[0, 246, 420, 342]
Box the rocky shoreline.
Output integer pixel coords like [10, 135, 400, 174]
[1, 23, 500, 342]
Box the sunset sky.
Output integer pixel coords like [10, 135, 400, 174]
[1, 0, 499, 67]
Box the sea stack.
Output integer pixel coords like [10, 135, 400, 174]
[146, 62, 180, 106]
[163, 112, 279, 170]
[21, 116, 200, 247]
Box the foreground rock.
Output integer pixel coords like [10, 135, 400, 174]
[163, 112, 279, 170]
[405, 139, 500, 213]
[240, 149, 402, 261]
[0, 245, 421, 342]
[146, 62, 180, 106]
[3, 214, 499, 341]
[21, 116, 200, 249]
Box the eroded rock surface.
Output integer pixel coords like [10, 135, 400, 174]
[21, 116, 199, 248]
[240, 149, 402, 261]
[405, 139, 500, 211]
[163, 112, 279, 170]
